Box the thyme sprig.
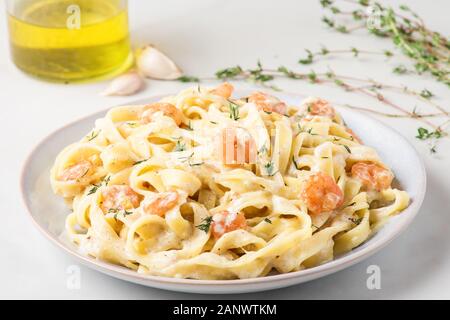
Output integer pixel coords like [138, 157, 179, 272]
[416, 127, 443, 140]
[298, 46, 394, 65]
[179, 54, 448, 154]
[181, 62, 447, 127]
[320, 0, 450, 87]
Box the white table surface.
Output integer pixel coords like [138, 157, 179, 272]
[1, 0, 449, 299]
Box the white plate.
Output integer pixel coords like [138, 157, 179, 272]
[20, 92, 426, 294]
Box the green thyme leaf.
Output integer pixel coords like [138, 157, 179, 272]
[228, 100, 240, 120]
[174, 140, 187, 152]
[420, 89, 433, 99]
[86, 130, 101, 142]
[177, 75, 200, 82]
[216, 66, 243, 79]
[196, 216, 213, 233]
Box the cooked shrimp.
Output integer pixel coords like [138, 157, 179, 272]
[219, 127, 256, 165]
[59, 160, 92, 182]
[210, 82, 234, 99]
[141, 102, 183, 126]
[248, 91, 287, 115]
[346, 128, 363, 144]
[304, 98, 335, 118]
[301, 172, 344, 214]
[101, 185, 140, 213]
[211, 211, 247, 239]
[351, 162, 393, 191]
[144, 191, 179, 217]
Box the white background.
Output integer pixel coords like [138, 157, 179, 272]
[0, 0, 449, 299]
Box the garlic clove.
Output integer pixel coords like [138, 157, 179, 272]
[100, 71, 145, 96]
[136, 45, 183, 80]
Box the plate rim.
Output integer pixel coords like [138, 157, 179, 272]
[20, 91, 427, 288]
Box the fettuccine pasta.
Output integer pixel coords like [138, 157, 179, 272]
[50, 84, 409, 279]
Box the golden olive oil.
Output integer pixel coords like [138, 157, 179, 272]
[8, 0, 132, 82]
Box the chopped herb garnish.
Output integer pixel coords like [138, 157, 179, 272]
[292, 156, 301, 170]
[196, 216, 213, 232]
[134, 159, 148, 165]
[306, 128, 318, 135]
[258, 145, 268, 155]
[264, 218, 272, 224]
[87, 183, 100, 195]
[186, 121, 194, 131]
[174, 140, 187, 152]
[228, 100, 240, 120]
[79, 168, 89, 179]
[349, 217, 363, 225]
[179, 152, 194, 162]
[87, 175, 110, 195]
[111, 208, 133, 221]
[86, 130, 101, 142]
[189, 161, 204, 167]
[178, 152, 203, 166]
[264, 161, 278, 176]
[126, 122, 139, 128]
[343, 145, 352, 153]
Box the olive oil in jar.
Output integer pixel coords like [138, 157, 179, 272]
[7, 0, 132, 82]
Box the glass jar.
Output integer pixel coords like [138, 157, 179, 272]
[6, 0, 133, 83]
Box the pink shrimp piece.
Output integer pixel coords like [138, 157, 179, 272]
[211, 82, 234, 99]
[141, 102, 183, 126]
[219, 127, 257, 165]
[101, 185, 140, 213]
[144, 192, 179, 217]
[304, 98, 335, 118]
[248, 91, 287, 115]
[301, 172, 344, 214]
[351, 162, 393, 191]
[59, 160, 92, 182]
[211, 211, 247, 239]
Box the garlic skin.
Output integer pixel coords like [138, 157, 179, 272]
[137, 45, 183, 80]
[101, 71, 145, 96]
